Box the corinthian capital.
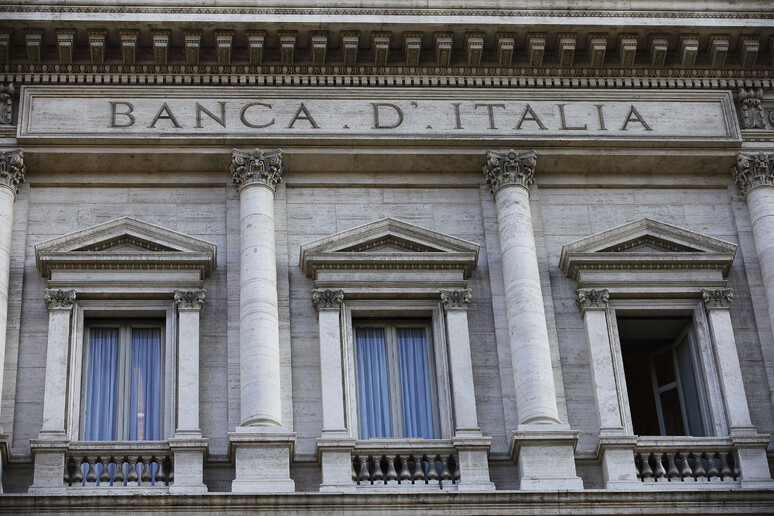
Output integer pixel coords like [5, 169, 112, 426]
[312, 288, 344, 311]
[440, 288, 472, 310]
[231, 148, 283, 192]
[44, 289, 76, 310]
[575, 288, 609, 314]
[0, 149, 25, 195]
[702, 288, 733, 310]
[174, 289, 206, 310]
[732, 152, 774, 196]
[482, 150, 536, 195]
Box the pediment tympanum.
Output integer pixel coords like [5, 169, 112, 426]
[559, 218, 737, 291]
[299, 218, 479, 280]
[35, 217, 217, 279]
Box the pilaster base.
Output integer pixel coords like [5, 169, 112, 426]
[596, 434, 640, 489]
[228, 428, 296, 493]
[316, 436, 357, 493]
[452, 433, 496, 492]
[731, 433, 774, 489]
[28, 438, 69, 495]
[169, 434, 209, 494]
[509, 426, 584, 490]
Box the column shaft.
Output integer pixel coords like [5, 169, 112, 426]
[746, 186, 774, 336]
[0, 186, 15, 408]
[175, 290, 205, 434]
[40, 290, 75, 436]
[580, 304, 623, 432]
[318, 306, 346, 432]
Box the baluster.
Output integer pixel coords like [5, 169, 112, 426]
[141, 457, 152, 483]
[399, 457, 411, 483]
[732, 452, 741, 479]
[372, 455, 385, 483]
[413, 455, 425, 483]
[707, 452, 720, 479]
[99, 457, 111, 485]
[86, 457, 98, 484]
[440, 455, 452, 480]
[719, 452, 732, 480]
[155, 457, 165, 485]
[73, 457, 84, 484]
[127, 458, 139, 483]
[167, 457, 174, 483]
[385, 457, 398, 482]
[678, 452, 692, 480]
[639, 453, 653, 479]
[358, 456, 370, 483]
[692, 452, 706, 480]
[351, 457, 357, 481]
[634, 454, 641, 479]
[666, 453, 679, 480]
[453, 456, 461, 483]
[652, 453, 666, 480]
[63, 458, 71, 485]
[114, 457, 125, 485]
[427, 455, 439, 482]
[163, 457, 174, 485]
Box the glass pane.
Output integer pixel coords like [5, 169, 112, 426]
[84, 328, 120, 441]
[129, 328, 162, 441]
[396, 327, 435, 439]
[652, 349, 676, 386]
[660, 388, 686, 436]
[355, 327, 391, 439]
[676, 338, 706, 436]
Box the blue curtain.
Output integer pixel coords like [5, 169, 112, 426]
[84, 328, 120, 441]
[129, 328, 162, 441]
[356, 327, 391, 439]
[397, 328, 435, 439]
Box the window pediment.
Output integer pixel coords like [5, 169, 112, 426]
[35, 217, 217, 279]
[559, 218, 737, 288]
[299, 218, 479, 280]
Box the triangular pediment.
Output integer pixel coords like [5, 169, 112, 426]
[559, 218, 737, 280]
[35, 217, 217, 279]
[300, 218, 480, 278]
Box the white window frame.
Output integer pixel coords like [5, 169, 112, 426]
[342, 300, 454, 441]
[608, 299, 727, 438]
[68, 300, 177, 442]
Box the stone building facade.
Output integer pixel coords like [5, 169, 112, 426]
[0, 0, 773, 513]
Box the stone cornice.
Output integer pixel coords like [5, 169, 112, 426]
[575, 288, 609, 314]
[231, 149, 283, 193]
[311, 288, 344, 311]
[0, 148, 25, 196]
[174, 289, 206, 311]
[483, 150, 536, 195]
[732, 152, 774, 196]
[440, 288, 472, 310]
[43, 288, 76, 310]
[702, 287, 734, 309]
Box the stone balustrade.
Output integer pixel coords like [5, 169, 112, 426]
[634, 437, 739, 484]
[64, 441, 173, 488]
[351, 440, 459, 490]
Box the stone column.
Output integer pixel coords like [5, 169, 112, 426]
[169, 289, 208, 494]
[484, 150, 582, 490]
[30, 288, 76, 493]
[575, 289, 638, 489]
[228, 149, 295, 493]
[313, 289, 356, 493]
[701, 288, 774, 488]
[440, 289, 494, 492]
[0, 149, 24, 493]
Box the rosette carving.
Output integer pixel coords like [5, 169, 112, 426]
[732, 152, 774, 196]
[482, 150, 537, 195]
[0, 148, 26, 194]
[231, 148, 283, 192]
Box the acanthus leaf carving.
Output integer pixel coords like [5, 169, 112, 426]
[311, 288, 344, 310]
[174, 289, 206, 310]
[440, 288, 472, 309]
[575, 288, 609, 314]
[732, 152, 774, 196]
[738, 88, 766, 129]
[44, 288, 76, 310]
[482, 150, 537, 195]
[701, 287, 733, 310]
[0, 148, 26, 194]
[231, 148, 283, 192]
[0, 83, 12, 125]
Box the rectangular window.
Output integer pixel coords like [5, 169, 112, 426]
[618, 316, 708, 437]
[354, 320, 438, 439]
[82, 320, 164, 441]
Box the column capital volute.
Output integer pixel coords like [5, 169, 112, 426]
[174, 289, 206, 311]
[44, 288, 76, 310]
[0, 148, 26, 197]
[231, 148, 283, 193]
[312, 288, 344, 311]
[701, 287, 733, 311]
[575, 288, 609, 314]
[732, 152, 774, 197]
[482, 150, 536, 196]
[440, 288, 472, 310]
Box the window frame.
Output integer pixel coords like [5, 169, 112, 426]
[353, 318, 441, 439]
[80, 318, 167, 442]
[608, 299, 727, 438]
[341, 300, 454, 441]
[68, 300, 177, 442]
